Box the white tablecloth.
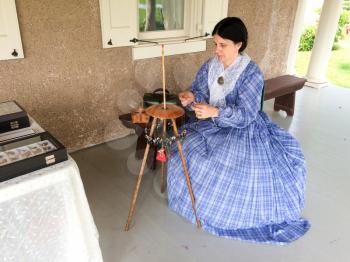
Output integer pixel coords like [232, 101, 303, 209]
[0, 157, 103, 262]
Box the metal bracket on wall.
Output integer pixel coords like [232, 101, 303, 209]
[130, 38, 159, 45]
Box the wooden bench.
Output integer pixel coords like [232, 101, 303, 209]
[262, 75, 306, 116]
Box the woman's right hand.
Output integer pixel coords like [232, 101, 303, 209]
[178, 91, 195, 107]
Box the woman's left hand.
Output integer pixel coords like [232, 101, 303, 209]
[191, 103, 219, 119]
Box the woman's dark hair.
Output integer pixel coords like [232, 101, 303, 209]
[212, 17, 248, 52]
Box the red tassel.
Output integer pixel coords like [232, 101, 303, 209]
[156, 148, 167, 162]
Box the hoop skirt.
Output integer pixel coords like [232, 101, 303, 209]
[167, 61, 310, 244]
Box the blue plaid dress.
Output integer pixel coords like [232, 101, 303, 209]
[167, 58, 310, 244]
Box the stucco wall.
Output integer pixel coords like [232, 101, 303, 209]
[229, 0, 298, 77]
[0, 0, 298, 151]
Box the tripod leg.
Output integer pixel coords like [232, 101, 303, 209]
[124, 117, 157, 231]
[160, 119, 166, 193]
[171, 119, 201, 228]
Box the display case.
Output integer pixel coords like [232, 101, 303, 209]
[0, 101, 30, 133]
[0, 132, 68, 182]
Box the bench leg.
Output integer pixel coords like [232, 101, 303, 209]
[274, 92, 295, 116]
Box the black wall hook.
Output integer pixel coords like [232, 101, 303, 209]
[11, 49, 18, 57]
[108, 39, 113, 45]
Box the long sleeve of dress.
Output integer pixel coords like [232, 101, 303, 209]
[214, 63, 264, 128]
[191, 62, 210, 103]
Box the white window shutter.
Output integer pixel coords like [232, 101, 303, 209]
[0, 0, 24, 60]
[99, 0, 137, 48]
[202, 0, 228, 36]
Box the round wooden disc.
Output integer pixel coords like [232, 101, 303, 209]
[145, 104, 184, 119]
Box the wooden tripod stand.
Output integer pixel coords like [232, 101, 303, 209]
[124, 103, 201, 231]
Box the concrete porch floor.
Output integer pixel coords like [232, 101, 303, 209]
[71, 85, 350, 262]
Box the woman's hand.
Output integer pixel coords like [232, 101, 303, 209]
[192, 103, 219, 119]
[178, 91, 195, 107]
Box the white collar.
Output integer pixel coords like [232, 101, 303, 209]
[208, 53, 251, 107]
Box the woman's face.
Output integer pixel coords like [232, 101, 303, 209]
[213, 34, 242, 68]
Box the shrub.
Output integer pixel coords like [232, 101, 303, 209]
[333, 10, 350, 50]
[339, 10, 350, 28]
[299, 10, 350, 52]
[332, 43, 340, 50]
[298, 26, 316, 51]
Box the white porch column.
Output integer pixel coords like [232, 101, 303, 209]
[305, 0, 343, 88]
[286, 0, 308, 75]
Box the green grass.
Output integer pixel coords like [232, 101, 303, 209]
[295, 37, 350, 88]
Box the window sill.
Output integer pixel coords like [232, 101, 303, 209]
[132, 39, 207, 60]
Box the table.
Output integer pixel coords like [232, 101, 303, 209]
[0, 157, 103, 262]
[118, 113, 150, 161]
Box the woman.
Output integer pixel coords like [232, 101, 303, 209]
[167, 17, 310, 244]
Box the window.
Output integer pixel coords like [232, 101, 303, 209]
[138, 0, 186, 38]
[0, 0, 24, 60]
[138, 0, 190, 41]
[99, 0, 228, 59]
